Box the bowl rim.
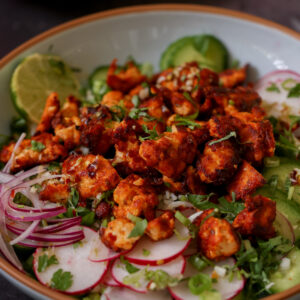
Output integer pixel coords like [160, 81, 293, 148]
[0, 4, 300, 300]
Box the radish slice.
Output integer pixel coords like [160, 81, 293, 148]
[168, 258, 244, 300]
[125, 221, 190, 266]
[254, 70, 300, 117]
[102, 267, 122, 287]
[88, 232, 123, 262]
[103, 287, 172, 300]
[274, 210, 295, 243]
[111, 255, 185, 293]
[33, 227, 108, 295]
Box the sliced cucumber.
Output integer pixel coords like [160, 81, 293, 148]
[88, 65, 110, 86]
[160, 35, 229, 72]
[255, 186, 300, 239]
[270, 247, 300, 293]
[263, 156, 300, 204]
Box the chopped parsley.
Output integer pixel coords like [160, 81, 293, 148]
[31, 140, 45, 152]
[38, 254, 58, 272]
[67, 187, 79, 209]
[208, 131, 237, 146]
[73, 241, 83, 249]
[50, 268, 73, 291]
[288, 83, 300, 98]
[131, 95, 140, 107]
[120, 255, 140, 274]
[175, 115, 201, 130]
[139, 125, 161, 142]
[228, 99, 235, 106]
[164, 181, 171, 188]
[183, 92, 196, 106]
[128, 107, 149, 120]
[142, 249, 150, 256]
[127, 214, 148, 238]
[266, 83, 280, 93]
[110, 104, 126, 122]
[47, 161, 61, 172]
[49, 58, 65, 75]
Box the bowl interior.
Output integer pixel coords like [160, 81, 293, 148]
[0, 5, 300, 300]
[1, 8, 300, 135]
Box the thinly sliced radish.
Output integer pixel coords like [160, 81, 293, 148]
[33, 227, 108, 295]
[101, 267, 122, 288]
[111, 255, 185, 293]
[125, 220, 190, 266]
[274, 210, 295, 243]
[169, 258, 244, 300]
[103, 287, 172, 300]
[88, 232, 123, 262]
[254, 70, 300, 117]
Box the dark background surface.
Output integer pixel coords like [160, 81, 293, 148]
[0, 0, 300, 299]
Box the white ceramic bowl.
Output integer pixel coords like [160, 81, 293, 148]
[0, 4, 300, 300]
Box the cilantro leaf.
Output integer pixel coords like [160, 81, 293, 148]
[38, 254, 58, 272]
[208, 131, 237, 146]
[127, 214, 148, 238]
[142, 249, 150, 256]
[183, 92, 196, 106]
[110, 104, 126, 122]
[67, 187, 79, 209]
[186, 193, 216, 210]
[131, 95, 140, 107]
[120, 255, 140, 274]
[139, 125, 161, 142]
[50, 268, 73, 291]
[288, 83, 300, 98]
[31, 140, 45, 152]
[175, 115, 201, 130]
[128, 107, 149, 120]
[266, 83, 280, 93]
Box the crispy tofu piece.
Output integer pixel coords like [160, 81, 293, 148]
[227, 160, 265, 200]
[40, 181, 70, 204]
[54, 116, 81, 150]
[145, 211, 175, 241]
[167, 116, 210, 146]
[156, 63, 218, 92]
[219, 66, 247, 88]
[112, 119, 148, 173]
[205, 86, 261, 113]
[80, 105, 114, 155]
[36, 92, 60, 133]
[231, 111, 275, 163]
[62, 154, 120, 199]
[185, 166, 207, 195]
[101, 218, 140, 252]
[197, 209, 240, 261]
[101, 91, 124, 108]
[208, 115, 235, 138]
[197, 140, 240, 185]
[232, 195, 276, 239]
[170, 91, 199, 116]
[0, 133, 66, 172]
[140, 94, 171, 121]
[139, 131, 197, 179]
[113, 174, 158, 220]
[61, 96, 80, 118]
[107, 59, 146, 93]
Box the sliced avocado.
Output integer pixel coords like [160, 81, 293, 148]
[255, 186, 300, 239]
[263, 156, 300, 204]
[270, 247, 300, 293]
[160, 35, 229, 72]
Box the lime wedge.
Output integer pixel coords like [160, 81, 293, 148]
[11, 53, 80, 123]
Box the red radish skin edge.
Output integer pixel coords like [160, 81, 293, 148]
[254, 69, 300, 89]
[124, 238, 191, 266]
[111, 256, 187, 294]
